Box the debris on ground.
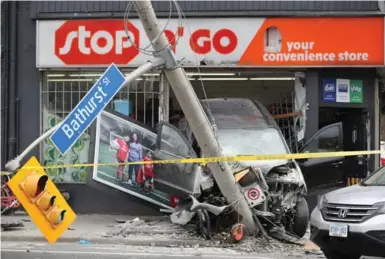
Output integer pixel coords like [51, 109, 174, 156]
[1, 221, 24, 231]
[209, 231, 306, 254]
[103, 217, 311, 255]
[303, 240, 322, 255]
[114, 218, 127, 224]
[105, 217, 192, 238]
[305, 250, 324, 256]
[303, 240, 320, 251]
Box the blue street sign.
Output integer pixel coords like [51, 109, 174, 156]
[50, 64, 125, 155]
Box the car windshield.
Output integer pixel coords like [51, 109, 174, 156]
[361, 167, 385, 186]
[217, 128, 289, 156]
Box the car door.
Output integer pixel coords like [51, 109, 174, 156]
[297, 122, 345, 192]
[153, 122, 198, 197]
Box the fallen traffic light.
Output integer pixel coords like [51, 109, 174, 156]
[8, 156, 76, 243]
[18, 170, 67, 228]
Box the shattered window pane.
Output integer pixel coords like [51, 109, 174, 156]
[204, 99, 264, 117]
[160, 124, 190, 157]
[201, 99, 270, 130]
[218, 128, 289, 156]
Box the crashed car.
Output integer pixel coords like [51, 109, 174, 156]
[152, 98, 310, 239]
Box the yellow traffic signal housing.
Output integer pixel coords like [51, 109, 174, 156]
[19, 173, 48, 200]
[8, 156, 76, 243]
[47, 206, 66, 225]
[36, 191, 55, 211]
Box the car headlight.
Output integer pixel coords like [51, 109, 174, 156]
[317, 195, 328, 210]
[373, 202, 385, 215]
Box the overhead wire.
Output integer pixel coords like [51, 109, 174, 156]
[124, 0, 219, 146]
[124, 0, 184, 56]
[123, 0, 184, 126]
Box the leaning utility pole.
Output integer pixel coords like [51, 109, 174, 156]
[133, 0, 258, 233]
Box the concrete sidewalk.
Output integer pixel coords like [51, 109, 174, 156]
[1, 213, 204, 246]
[1, 213, 320, 255]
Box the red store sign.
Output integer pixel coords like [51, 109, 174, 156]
[36, 18, 384, 67]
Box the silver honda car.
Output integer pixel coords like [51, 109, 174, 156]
[310, 165, 385, 259]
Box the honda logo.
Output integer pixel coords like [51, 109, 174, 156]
[338, 209, 348, 218]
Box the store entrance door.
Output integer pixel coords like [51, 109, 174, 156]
[319, 107, 369, 179]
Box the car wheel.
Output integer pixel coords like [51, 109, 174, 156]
[323, 250, 361, 259]
[290, 196, 309, 238]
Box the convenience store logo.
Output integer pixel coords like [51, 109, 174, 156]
[338, 83, 349, 93]
[351, 86, 362, 93]
[55, 20, 140, 65]
[263, 41, 370, 63]
[54, 20, 239, 65]
[324, 83, 335, 92]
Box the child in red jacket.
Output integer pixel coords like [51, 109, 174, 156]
[141, 151, 155, 193]
[110, 136, 130, 182]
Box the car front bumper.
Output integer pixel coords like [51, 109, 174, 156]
[310, 207, 385, 257]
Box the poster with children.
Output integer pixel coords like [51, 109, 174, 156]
[92, 110, 171, 209]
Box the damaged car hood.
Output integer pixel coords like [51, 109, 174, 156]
[229, 159, 289, 175]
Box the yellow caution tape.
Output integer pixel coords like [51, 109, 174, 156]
[1, 150, 382, 173]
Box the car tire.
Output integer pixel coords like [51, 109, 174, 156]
[323, 250, 361, 259]
[291, 196, 309, 238]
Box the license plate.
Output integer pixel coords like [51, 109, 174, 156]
[329, 223, 348, 238]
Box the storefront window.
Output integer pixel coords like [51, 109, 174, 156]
[40, 70, 161, 183]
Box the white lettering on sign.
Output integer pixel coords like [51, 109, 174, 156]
[62, 80, 109, 139]
[338, 51, 369, 61]
[59, 26, 135, 55]
[263, 41, 369, 63]
[351, 86, 362, 92]
[324, 84, 335, 92]
[57, 25, 239, 58]
[286, 41, 315, 52]
[90, 31, 114, 55]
